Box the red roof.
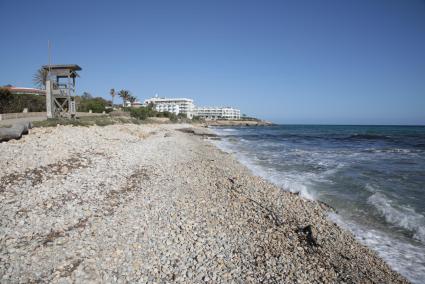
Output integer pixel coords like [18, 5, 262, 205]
[5, 87, 46, 95]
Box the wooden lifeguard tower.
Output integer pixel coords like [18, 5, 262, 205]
[42, 64, 82, 118]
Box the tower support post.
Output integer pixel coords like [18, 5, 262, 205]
[45, 80, 53, 118]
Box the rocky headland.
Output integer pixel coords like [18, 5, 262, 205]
[204, 119, 273, 127]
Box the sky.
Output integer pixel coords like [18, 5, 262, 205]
[0, 0, 424, 125]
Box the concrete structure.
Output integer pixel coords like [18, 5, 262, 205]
[4, 87, 46, 96]
[42, 64, 81, 118]
[144, 97, 194, 118]
[0, 112, 46, 122]
[193, 107, 241, 120]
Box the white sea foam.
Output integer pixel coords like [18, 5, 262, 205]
[235, 150, 316, 200]
[330, 213, 425, 284]
[364, 183, 377, 193]
[368, 192, 425, 244]
[212, 137, 316, 200]
[212, 126, 425, 283]
[220, 128, 238, 133]
[212, 131, 344, 200]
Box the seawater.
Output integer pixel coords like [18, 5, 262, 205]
[211, 125, 425, 283]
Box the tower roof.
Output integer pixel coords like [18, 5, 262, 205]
[42, 64, 82, 71]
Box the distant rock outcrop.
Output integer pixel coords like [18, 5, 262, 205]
[205, 119, 274, 126]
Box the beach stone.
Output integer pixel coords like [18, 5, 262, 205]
[0, 123, 408, 284]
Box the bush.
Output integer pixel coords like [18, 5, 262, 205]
[0, 88, 46, 113]
[127, 106, 190, 123]
[168, 113, 178, 122]
[76, 96, 109, 113]
[129, 107, 150, 120]
[192, 116, 205, 122]
[129, 106, 161, 120]
[0, 88, 13, 113]
[32, 116, 132, 128]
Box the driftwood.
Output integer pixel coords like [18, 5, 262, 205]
[0, 122, 32, 142]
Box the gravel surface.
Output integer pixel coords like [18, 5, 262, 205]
[0, 124, 408, 283]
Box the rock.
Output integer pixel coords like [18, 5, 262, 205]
[0, 123, 27, 142]
[299, 224, 319, 247]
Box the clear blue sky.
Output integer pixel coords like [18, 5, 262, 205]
[1, 0, 424, 125]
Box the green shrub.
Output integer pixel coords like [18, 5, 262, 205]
[129, 107, 149, 120]
[33, 118, 92, 128]
[32, 116, 134, 128]
[167, 112, 178, 122]
[127, 106, 192, 122]
[129, 106, 161, 120]
[192, 116, 204, 122]
[76, 96, 109, 113]
[0, 88, 46, 113]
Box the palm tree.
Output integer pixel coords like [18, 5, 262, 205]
[33, 68, 48, 89]
[110, 88, 116, 107]
[118, 89, 131, 107]
[128, 95, 137, 104]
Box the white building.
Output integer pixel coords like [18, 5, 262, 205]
[131, 101, 143, 108]
[144, 97, 194, 118]
[193, 107, 241, 120]
[5, 86, 46, 96]
[155, 103, 180, 114]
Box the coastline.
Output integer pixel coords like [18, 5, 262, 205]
[204, 119, 274, 127]
[0, 124, 407, 283]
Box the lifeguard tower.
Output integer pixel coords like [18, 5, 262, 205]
[43, 64, 82, 118]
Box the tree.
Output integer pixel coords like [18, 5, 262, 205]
[110, 88, 116, 107]
[128, 95, 137, 104]
[76, 95, 109, 113]
[129, 107, 149, 120]
[33, 68, 48, 89]
[0, 88, 12, 113]
[82, 92, 93, 99]
[0, 88, 46, 113]
[118, 89, 131, 106]
[147, 102, 155, 110]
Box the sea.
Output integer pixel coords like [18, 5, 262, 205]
[211, 124, 425, 284]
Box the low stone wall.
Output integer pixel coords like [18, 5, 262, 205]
[0, 112, 46, 121]
[0, 112, 109, 121]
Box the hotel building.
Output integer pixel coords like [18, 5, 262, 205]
[193, 107, 241, 120]
[143, 97, 195, 118]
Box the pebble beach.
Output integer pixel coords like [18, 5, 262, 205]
[0, 124, 408, 283]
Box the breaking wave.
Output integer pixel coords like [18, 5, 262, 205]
[330, 213, 425, 284]
[368, 192, 425, 244]
[211, 124, 425, 283]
